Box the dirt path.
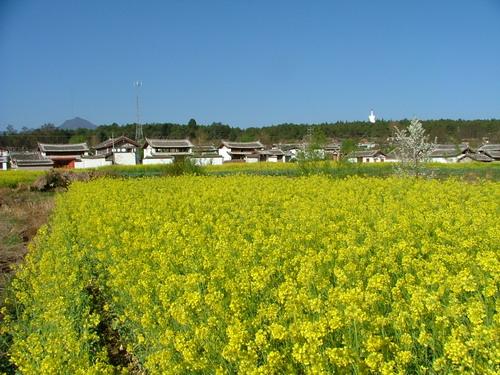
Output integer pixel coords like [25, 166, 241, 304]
[0, 188, 54, 296]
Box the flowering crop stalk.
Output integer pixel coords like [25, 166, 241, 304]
[2, 175, 499, 374]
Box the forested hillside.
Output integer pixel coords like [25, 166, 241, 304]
[1, 119, 499, 149]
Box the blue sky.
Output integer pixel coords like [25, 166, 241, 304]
[1, 0, 499, 129]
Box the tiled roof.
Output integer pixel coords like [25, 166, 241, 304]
[119, 143, 138, 149]
[94, 136, 139, 149]
[483, 150, 500, 159]
[278, 144, 304, 151]
[193, 145, 218, 153]
[348, 150, 385, 158]
[220, 140, 264, 149]
[10, 152, 54, 166]
[144, 138, 193, 148]
[477, 144, 500, 152]
[38, 142, 89, 152]
[460, 153, 493, 162]
[143, 155, 175, 159]
[430, 144, 469, 157]
[191, 154, 222, 158]
[228, 151, 257, 156]
[324, 143, 341, 150]
[260, 149, 285, 156]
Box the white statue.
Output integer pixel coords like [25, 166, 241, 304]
[369, 109, 376, 124]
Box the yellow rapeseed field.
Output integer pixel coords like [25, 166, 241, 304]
[3, 176, 499, 374]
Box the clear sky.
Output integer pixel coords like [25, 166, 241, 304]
[1, 0, 499, 129]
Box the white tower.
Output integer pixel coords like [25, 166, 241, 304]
[368, 109, 376, 124]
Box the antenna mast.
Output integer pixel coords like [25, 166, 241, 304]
[134, 81, 144, 142]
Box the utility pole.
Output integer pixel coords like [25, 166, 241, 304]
[134, 81, 144, 142]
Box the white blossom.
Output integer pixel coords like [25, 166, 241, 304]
[393, 118, 435, 177]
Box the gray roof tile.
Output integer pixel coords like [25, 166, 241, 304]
[94, 136, 139, 150]
[38, 142, 89, 152]
[144, 138, 193, 148]
[220, 141, 264, 149]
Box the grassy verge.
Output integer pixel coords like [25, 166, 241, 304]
[1, 162, 499, 188]
[0, 171, 44, 188]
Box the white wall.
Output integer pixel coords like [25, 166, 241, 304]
[1, 162, 7, 170]
[113, 152, 136, 165]
[191, 157, 223, 166]
[245, 157, 259, 163]
[348, 156, 385, 163]
[367, 156, 385, 163]
[218, 146, 232, 161]
[143, 158, 173, 165]
[75, 158, 112, 169]
[13, 165, 52, 171]
[430, 156, 460, 163]
[267, 155, 285, 163]
[144, 145, 154, 158]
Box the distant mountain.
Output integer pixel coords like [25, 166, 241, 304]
[59, 117, 97, 130]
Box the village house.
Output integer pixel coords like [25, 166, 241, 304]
[190, 145, 223, 166]
[276, 144, 304, 161]
[94, 136, 139, 165]
[38, 142, 89, 168]
[429, 144, 471, 163]
[10, 152, 54, 170]
[245, 153, 261, 163]
[347, 150, 386, 163]
[357, 140, 378, 150]
[323, 143, 341, 160]
[75, 154, 112, 169]
[259, 148, 287, 163]
[384, 150, 400, 163]
[477, 144, 500, 161]
[218, 141, 265, 162]
[76, 136, 139, 168]
[143, 138, 193, 164]
[0, 148, 9, 170]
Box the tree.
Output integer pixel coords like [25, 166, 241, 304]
[40, 123, 56, 131]
[187, 118, 198, 139]
[297, 126, 326, 161]
[187, 118, 197, 128]
[6, 125, 17, 135]
[392, 118, 435, 177]
[68, 134, 87, 144]
[340, 139, 356, 160]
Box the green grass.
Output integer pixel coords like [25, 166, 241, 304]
[0, 170, 44, 188]
[1, 161, 499, 189]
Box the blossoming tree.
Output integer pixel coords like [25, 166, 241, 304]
[393, 118, 435, 176]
